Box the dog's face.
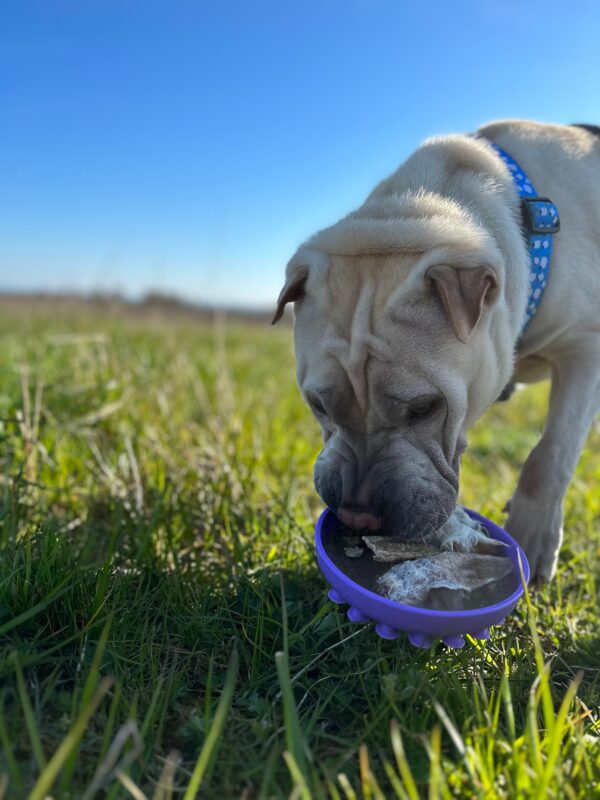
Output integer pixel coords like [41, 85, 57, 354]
[274, 244, 511, 539]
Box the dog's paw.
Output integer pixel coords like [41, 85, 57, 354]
[504, 493, 563, 585]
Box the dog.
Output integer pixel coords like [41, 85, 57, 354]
[273, 120, 600, 583]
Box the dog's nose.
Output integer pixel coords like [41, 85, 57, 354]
[337, 506, 382, 531]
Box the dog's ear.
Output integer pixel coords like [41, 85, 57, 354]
[426, 264, 498, 343]
[271, 265, 309, 325]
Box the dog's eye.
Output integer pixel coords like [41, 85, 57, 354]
[408, 397, 441, 421]
[307, 394, 327, 416]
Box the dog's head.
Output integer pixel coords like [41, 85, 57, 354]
[273, 189, 520, 539]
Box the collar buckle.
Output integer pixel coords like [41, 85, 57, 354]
[521, 197, 560, 234]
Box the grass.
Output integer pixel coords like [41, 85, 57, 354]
[0, 308, 599, 799]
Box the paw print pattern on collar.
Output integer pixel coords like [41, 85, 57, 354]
[487, 141, 560, 333]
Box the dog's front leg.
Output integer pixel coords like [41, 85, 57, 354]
[505, 339, 600, 583]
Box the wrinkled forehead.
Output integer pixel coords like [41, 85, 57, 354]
[324, 253, 419, 320]
[297, 307, 464, 412]
[295, 254, 422, 401]
[367, 350, 466, 405]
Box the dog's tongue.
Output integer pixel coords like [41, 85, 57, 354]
[337, 507, 382, 531]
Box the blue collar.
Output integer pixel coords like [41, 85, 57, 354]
[485, 141, 560, 333]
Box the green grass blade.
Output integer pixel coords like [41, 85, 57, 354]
[427, 725, 451, 800]
[0, 695, 24, 794]
[283, 751, 312, 800]
[383, 759, 410, 800]
[257, 745, 279, 800]
[538, 673, 583, 794]
[390, 720, 419, 800]
[60, 616, 113, 790]
[337, 773, 357, 800]
[500, 673, 516, 743]
[526, 682, 543, 775]
[182, 646, 238, 800]
[519, 551, 556, 735]
[275, 572, 311, 780]
[359, 745, 386, 800]
[13, 655, 46, 772]
[27, 676, 112, 800]
[275, 650, 310, 779]
[99, 680, 122, 762]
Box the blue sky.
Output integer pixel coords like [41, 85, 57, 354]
[1, 1, 599, 308]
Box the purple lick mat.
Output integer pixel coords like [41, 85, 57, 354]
[315, 507, 530, 648]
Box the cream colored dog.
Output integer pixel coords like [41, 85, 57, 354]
[273, 120, 600, 583]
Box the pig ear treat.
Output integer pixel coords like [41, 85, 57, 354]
[376, 552, 515, 609]
[361, 537, 441, 563]
[361, 508, 508, 562]
[315, 506, 530, 649]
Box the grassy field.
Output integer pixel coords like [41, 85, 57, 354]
[0, 309, 599, 799]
